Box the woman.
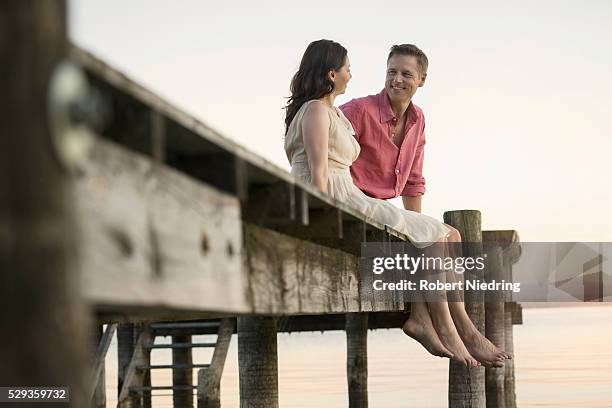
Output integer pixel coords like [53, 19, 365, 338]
[284, 39, 511, 367]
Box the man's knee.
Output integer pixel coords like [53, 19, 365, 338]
[444, 224, 462, 242]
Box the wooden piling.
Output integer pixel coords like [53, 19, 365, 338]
[173, 334, 194, 408]
[346, 313, 368, 408]
[0, 1, 89, 406]
[444, 210, 486, 408]
[504, 304, 517, 408]
[504, 255, 519, 408]
[238, 316, 278, 408]
[483, 238, 505, 408]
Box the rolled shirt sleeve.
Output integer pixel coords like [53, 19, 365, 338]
[401, 131, 426, 196]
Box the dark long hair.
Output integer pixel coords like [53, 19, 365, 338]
[284, 39, 348, 134]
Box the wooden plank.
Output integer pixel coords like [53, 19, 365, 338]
[76, 138, 249, 313]
[89, 323, 117, 403]
[91, 324, 108, 408]
[118, 329, 154, 405]
[117, 324, 136, 405]
[244, 224, 364, 314]
[197, 318, 235, 408]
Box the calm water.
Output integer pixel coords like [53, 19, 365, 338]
[103, 305, 612, 407]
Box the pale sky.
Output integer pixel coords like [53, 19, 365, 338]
[69, 0, 612, 242]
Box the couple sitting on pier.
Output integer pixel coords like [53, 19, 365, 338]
[284, 40, 511, 367]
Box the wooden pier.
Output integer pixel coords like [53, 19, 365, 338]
[2, 3, 523, 407]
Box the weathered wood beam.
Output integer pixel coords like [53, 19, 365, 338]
[244, 224, 367, 314]
[78, 135, 410, 316]
[149, 312, 413, 336]
[77, 138, 248, 314]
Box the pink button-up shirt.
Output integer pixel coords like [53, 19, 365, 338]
[340, 89, 427, 199]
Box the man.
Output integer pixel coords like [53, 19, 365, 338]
[340, 43, 429, 213]
[340, 44, 509, 367]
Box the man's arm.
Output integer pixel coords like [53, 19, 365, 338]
[402, 195, 422, 213]
[400, 131, 426, 208]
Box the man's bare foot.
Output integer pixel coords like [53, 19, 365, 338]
[448, 303, 512, 366]
[461, 329, 508, 368]
[402, 317, 454, 359]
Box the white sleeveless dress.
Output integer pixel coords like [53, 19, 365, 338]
[285, 100, 450, 248]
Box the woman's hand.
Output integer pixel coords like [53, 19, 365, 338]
[302, 101, 330, 193]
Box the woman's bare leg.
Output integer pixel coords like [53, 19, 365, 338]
[426, 299, 480, 367]
[402, 293, 454, 359]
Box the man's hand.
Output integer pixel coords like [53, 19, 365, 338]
[402, 195, 422, 213]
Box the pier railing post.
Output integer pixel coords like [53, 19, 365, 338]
[483, 236, 505, 408]
[346, 313, 368, 408]
[173, 334, 194, 408]
[238, 316, 278, 408]
[444, 210, 486, 408]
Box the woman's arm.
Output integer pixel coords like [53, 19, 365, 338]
[302, 101, 330, 193]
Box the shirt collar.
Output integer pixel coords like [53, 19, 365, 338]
[377, 88, 417, 124]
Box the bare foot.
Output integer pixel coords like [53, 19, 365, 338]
[402, 317, 453, 359]
[448, 303, 512, 366]
[433, 322, 481, 367]
[461, 330, 508, 368]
